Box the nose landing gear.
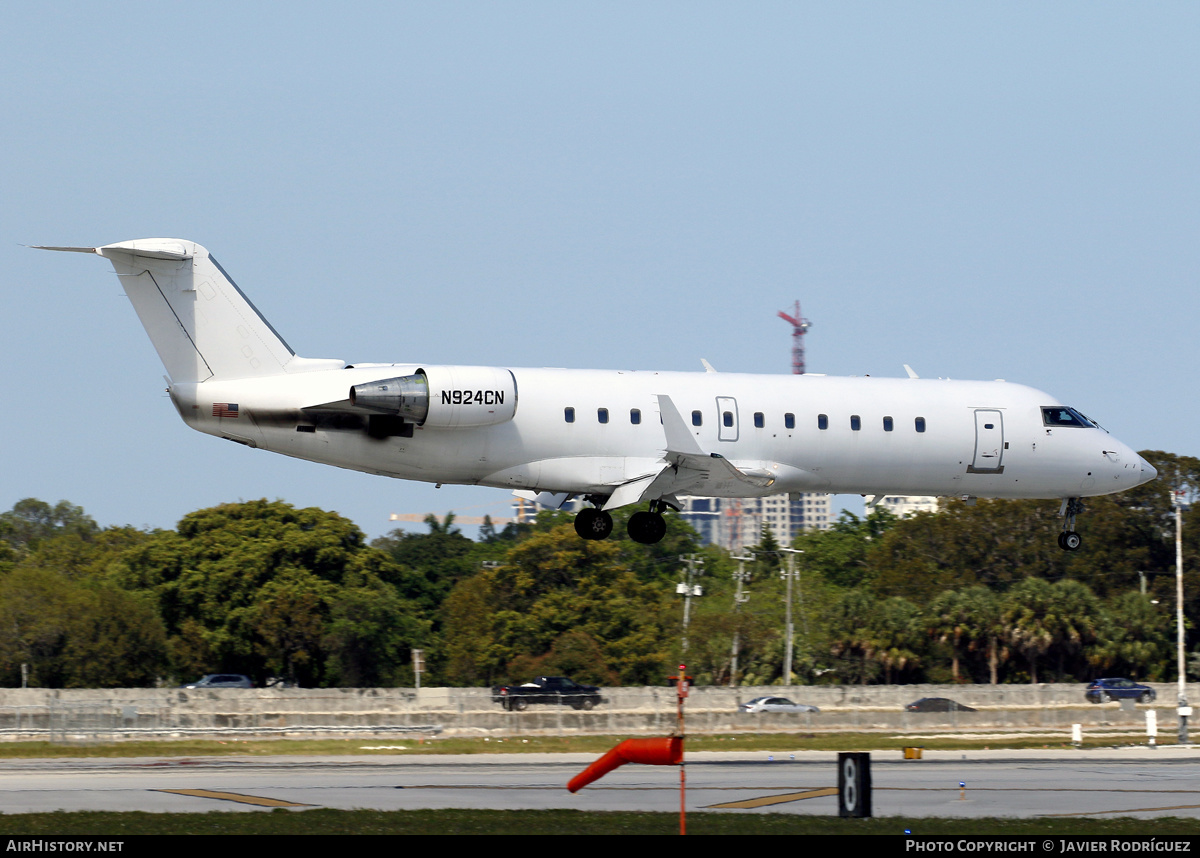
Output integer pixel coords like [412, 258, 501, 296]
[1058, 498, 1084, 551]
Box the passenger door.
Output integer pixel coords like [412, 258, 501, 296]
[968, 409, 1004, 473]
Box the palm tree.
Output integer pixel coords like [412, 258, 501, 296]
[1001, 579, 1056, 683]
[929, 586, 1001, 683]
[828, 591, 922, 684]
[1001, 578, 1102, 683]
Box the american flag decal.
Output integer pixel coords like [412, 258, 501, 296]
[213, 403, 239, 418]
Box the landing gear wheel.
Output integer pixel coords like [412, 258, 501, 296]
[1057, 498, 1085, 551]
[1058, 531, 1082, 551]
[628, 510, 667, 544]
[574, 508, 613, 540]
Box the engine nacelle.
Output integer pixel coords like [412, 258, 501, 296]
[350, 366, 517, 428]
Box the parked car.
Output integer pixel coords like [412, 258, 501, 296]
[181, 674, 253, 689]
[738, 696, 820, 714]
[1085, 678, 1155, 704]
[905, 697, 976, 712]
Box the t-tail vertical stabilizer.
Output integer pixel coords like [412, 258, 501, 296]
[36, 239, 343, 383]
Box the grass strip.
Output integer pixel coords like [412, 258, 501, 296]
[0, 808, 1197, 836]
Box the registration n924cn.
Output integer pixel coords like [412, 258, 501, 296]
[38, 239, 1157, 548]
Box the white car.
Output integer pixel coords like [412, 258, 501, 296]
[738, 696, 819, 714]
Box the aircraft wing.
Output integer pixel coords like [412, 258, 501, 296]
[601, 395, 775, 510]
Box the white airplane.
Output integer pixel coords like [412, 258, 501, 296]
[39, 238, 1157, 550]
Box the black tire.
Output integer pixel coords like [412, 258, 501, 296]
[574, 508, 613, 540]
[512, 698, 528, 712]
[1140, 692, 1153, 703]
[580, 698, 595, 711]
[628, 511, 667, 544]
[1060, 532, 1083, 551]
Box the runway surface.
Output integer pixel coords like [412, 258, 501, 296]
[2, 748, 1200, 819]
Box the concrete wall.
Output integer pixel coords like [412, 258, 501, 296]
[0, 683, 1190, 741]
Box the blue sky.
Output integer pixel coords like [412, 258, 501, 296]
[2, 2, 1197, 540]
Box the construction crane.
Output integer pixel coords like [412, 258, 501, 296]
[777, 301, 812, 376]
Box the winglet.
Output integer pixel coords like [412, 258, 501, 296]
[656, 395, 705, 456]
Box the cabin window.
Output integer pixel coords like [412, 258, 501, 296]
[915, 416, 926, 433]
[817, 413, 828, 430]
[630, 408, 641, 425]
[850, 415, 861, 431]
[784, 413, 795, 430]
[883, 416, 894, 432]
[723, 411, 734, 428]
[564, 407, 575, 423]
[692, 410, 703, 426]
[597, 408, 609, 424]
[754, 412, 764, 428]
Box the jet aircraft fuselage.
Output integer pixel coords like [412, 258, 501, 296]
[39, 238, 1157, 547]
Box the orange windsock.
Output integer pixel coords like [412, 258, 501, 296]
[568, 737, 683, 793]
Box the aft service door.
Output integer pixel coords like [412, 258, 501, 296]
[717, 396, 739, 442]
[968, 409, 1004, 473]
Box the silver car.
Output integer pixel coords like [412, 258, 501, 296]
[738, 696, 819, 714]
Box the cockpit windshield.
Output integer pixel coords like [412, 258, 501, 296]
[1042, 406, 1096, 428]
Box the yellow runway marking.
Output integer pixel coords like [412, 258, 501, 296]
[1042, 802, 1200, 817]
[706, 787, 839, 809]
[157, 789, 312, 807]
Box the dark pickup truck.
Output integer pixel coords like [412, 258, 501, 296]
[492, 676, 605, 711]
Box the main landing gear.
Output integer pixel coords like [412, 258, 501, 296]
[1058, 497, 1084, 551]
[573, 502, 669, 545]
[627, 507, 667, 545]
[573, 507, 613, 541]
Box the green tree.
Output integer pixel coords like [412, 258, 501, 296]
[442, 523, 674, 686]
[1090, 592, 1172, 681]
[1000, 578, 1102, 683]
[114, 500, 425, 686]
[0, 499, 98, 556]
[927, 587, 990, 683]
[792, 508, 896, 589]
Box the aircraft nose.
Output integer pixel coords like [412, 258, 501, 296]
[1137, 456, 1158, 486]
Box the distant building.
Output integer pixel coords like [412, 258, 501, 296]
[676, 493, 832, 551]
[877, 495, 939, 518]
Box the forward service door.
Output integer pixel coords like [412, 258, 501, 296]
[968, 409, 1004, 474]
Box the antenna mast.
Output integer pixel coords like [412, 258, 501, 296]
[777, 301, 812, 375]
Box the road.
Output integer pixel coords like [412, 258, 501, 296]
[2, 748, 1199, 820]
